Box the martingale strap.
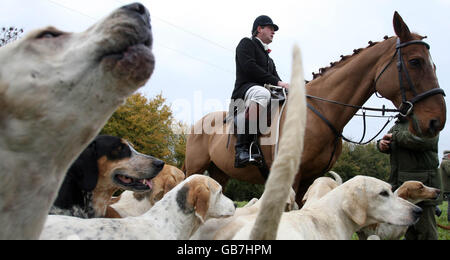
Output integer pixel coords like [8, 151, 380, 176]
[306, 103, 394, 146]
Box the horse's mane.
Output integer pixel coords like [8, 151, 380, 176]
[308, 36, 392, 83]
[307, 33, 427, 83]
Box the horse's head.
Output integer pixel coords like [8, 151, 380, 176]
[375, 12, 446, 137]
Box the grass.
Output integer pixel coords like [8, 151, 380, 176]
[237, 200, 450, 240]
[235, 201, 250, 208]
[437, 201, 449, 240]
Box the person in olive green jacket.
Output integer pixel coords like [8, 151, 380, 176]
[378, 117, 442, 240]
[440, 150, 450, 221]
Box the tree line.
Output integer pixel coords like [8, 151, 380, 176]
[0, 27, 23, 47]
[100, 93, 188, 169]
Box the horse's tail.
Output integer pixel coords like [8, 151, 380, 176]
[249, 45, 307, 240]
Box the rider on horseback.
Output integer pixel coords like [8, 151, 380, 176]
[231, 15, 289, 168]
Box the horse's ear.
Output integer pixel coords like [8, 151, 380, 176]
[393, 11, 412, 43]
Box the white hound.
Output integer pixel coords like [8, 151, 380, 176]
[233, 176, 423, 240]
[357, 181, 440, 240]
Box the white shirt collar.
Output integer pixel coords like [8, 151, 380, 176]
[255, 37, 269, 51]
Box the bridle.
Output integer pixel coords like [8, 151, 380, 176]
[306, 37, 445, 174]
[308, 37, 446, 139]
[374, 38, 445, 117]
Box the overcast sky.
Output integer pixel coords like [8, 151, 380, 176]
[1, 0, 449, 157]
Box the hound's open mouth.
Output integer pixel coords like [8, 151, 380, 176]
[97, 12, 153, 65]
[101, 40, 154, 83]
[114, 173, 153, 191]
[101, 41, 152, 63]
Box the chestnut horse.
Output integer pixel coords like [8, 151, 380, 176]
[185, 12, 446, 204]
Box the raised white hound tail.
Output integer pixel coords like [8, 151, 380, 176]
[250, 45, 306, 240]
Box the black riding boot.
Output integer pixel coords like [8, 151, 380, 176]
[234, 134, 262, 168]
[234, 118, 262, 168]
[234, 133, 251, 168]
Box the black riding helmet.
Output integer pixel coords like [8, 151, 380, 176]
[252, 15, 279, 35]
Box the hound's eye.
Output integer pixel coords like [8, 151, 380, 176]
[36, 30, 62, 39]
[409, 59, 421, 67]
[379, 190, 389, 197]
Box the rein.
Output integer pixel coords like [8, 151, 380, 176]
[306, 37, 445, 174]
[306, 101, 396, 145]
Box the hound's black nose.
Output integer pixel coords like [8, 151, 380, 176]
[152, 159, 165, 171]
[121, 3, 150, 26]
[122, 2, 147, 14]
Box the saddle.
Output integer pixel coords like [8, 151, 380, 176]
[224, 84, 288, 124]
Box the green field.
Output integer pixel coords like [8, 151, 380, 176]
[437, 201, 449, 240]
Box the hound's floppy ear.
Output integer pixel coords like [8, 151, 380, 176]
[395, 185, 409, 200]
[151, 175, 180, 205]
[342, 182, 368, 226]
[393, 11, 412, 43]
[70, 141, 99, 191]
[176, 178, 211, 223]
[150, 182, 165, 205]
[189, 181, 211, 223]
[153, 177, 177, 203]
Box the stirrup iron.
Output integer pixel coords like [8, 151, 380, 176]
[248, 141, 262, 163]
